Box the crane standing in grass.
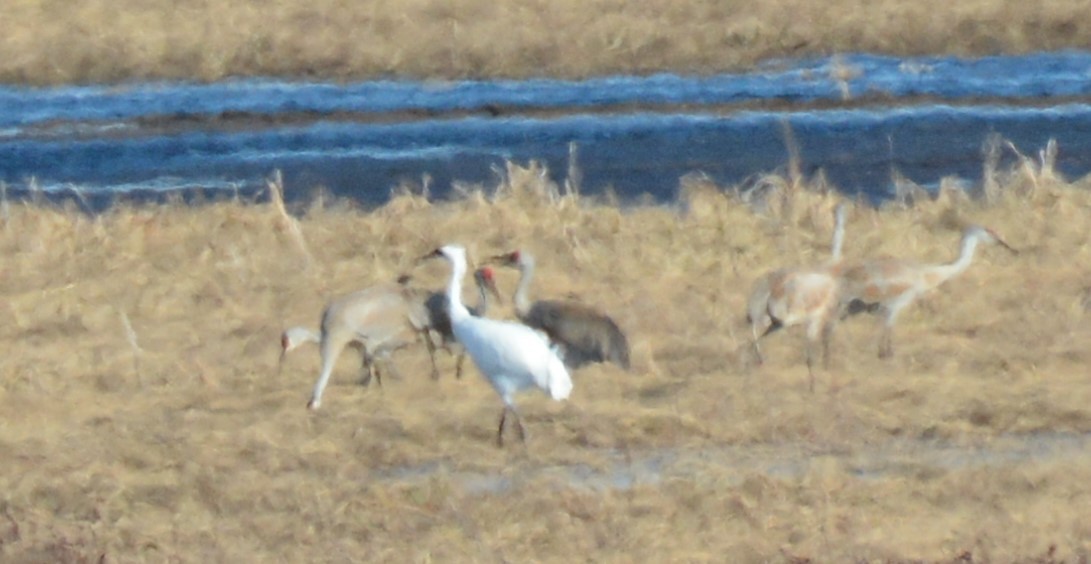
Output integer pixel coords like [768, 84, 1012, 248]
[423, 244, 572, 447]
[746, 203, 848, 391]
[838, 224, 1018, 358]
[283, 268, 501, 388]
[420, 266, 502, 380]
[488, 249, 631, 372]
[303, 281, 432, 410]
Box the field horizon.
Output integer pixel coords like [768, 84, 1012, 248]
[3, 0, 1091, 85]
[1, 138, 1090, 561]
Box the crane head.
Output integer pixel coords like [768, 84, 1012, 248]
[279, 326, 320, 375]
[418, 245, 468, 264]
[418, 247, 446, 262]
[474, 266, 504, 304]
[972, 226, 1019, 255]
[487, 249, 523, 268]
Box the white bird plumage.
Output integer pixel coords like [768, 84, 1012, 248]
[425, 244, 572, 447]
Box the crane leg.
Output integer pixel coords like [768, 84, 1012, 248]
[513, 411, 527, 445]
[821, 320, 834, 370]
[454, 351, 467, 379]
[358, 352, 376, 387]
[878, 327, 894, 359]
[805, 345, 816, 393]
[497, 408, 509, 448]
[422, 332, 441, 380]
[750, 321, 766, 366]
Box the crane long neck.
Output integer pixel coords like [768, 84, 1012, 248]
[446, 254, 471, 320]
[931, 232, 981, 286]
[513, 256, 536, 316]
[475, 276, 490, 315]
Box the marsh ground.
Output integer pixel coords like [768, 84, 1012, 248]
[5, 1, 1091, 560]
[1, 154, 1090, 561]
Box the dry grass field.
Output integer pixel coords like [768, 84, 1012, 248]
[1, 141, 1090, 561]
[3, 0, 1091, 85]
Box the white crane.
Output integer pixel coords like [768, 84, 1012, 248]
[488, 249, 631, 371]
[838, 224, 1018, 358]
[419, 266, 502, 379]
[304, 281, 432, 410]
[423, 244, 573, 447]
[746, 203, 847, 376]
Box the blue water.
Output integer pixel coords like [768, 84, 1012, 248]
[2, 52, 1091, 207]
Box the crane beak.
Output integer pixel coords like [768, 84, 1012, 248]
[486, 252, 515, 266]
[416, 248, 445, 264]
[996, 237, 1019, 255]
[484, 276, 503, 305]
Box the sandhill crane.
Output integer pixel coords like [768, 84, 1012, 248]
[488, 250, 631, 371]
[283, 269, 499, 385]
[305, 282, 432, 410]
[746, 203, 847, 386]
[280, 324, 396, 385]
[838, 224, 1018, 358]
[761, 268, 842, 392]
[422, 244, 572, 447]
[420, 266, 502, 380]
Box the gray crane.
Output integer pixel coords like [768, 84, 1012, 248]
[290, 280, 432, 410]
[282, 268, 500, 395]
[488, 250, 631, 371]
[417, 266, 502, 379]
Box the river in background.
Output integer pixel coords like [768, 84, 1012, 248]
[3, 52, 1091, 209]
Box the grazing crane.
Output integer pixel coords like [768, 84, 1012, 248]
[746, 203, 848, 390]
[420, 266, 503, 380]
[838, 224, 1018, 358]
[304, 282, 432, 410]
[283, 269, 500, 385]
[422, 244, 572, 447]
[279, 326, 320, 374]
[488, 249, 631, 371]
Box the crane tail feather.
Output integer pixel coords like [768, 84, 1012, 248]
[546, 352, 573, 401]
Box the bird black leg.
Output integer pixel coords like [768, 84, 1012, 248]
[359, 354, 374, 387]
[513, 411, 527, 445]
[455, 352, 466, 380]
[497, 408, 508, 448]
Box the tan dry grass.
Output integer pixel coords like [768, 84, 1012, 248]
[2, 146, 1091, 561]
[2, 0, 1091, 85]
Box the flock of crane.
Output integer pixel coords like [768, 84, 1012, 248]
[281, 203, 1018, 446]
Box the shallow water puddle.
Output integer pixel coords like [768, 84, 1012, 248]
[369, 432, 1091, 494]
